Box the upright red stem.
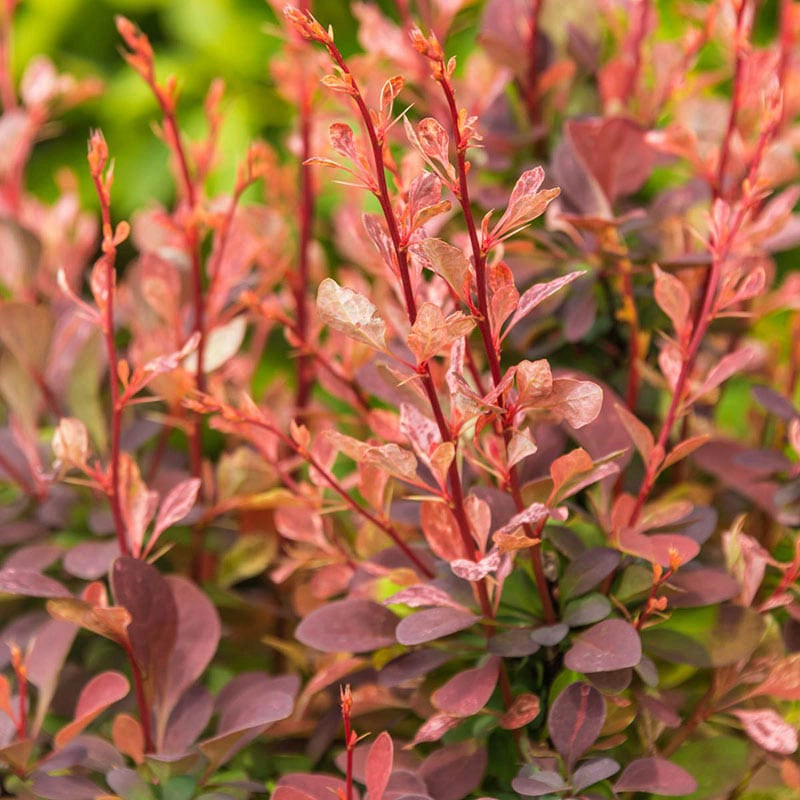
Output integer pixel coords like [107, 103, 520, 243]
[123, 641, 154, 753]
[88, 132, 129, 557]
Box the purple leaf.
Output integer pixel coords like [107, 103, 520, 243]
[3, 544, 62, 571]
[565, 619, 641, 673]
[571, 757, 620, 791]
[365, 732, 393, 800]
[488, 628, 540, 657]
[420, 741, 487, 800]
[396, 607, 478, 645]
[530, 623, 568, 646]
[613, 757, 697, 795]
[562, 594, 611, 627]
[410, 713, 462, 746]
[378, 649, 451, 687]
[30, 774, 104, 800]
[752, 385, 798, 420]
[662, 567, 740, 608]
[26, 618, 77, 734]
[547, 682, 605, 770]
[154, 575, 221, 749]
[62, 540, 119, 580]
[296, 598, 399, 652]
[0, 568, 69, 598]
[512, 767, 567, 796]
[432, 656, 499, 717]
[162, 684, 214, 755]
[199, 673, 294, 771]
[561, 549, 620, 599]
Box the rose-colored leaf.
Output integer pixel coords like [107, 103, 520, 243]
[691, 346, 759, 401]
[416, 238, 471, 299]
[149, 477, 201, 552]
[112, 713, 144, 765]
[505, 271, 583, 335]
[183, 316, 246, 373]
[450, 548, 501, 581]
[409, 713, 462, 746]
[618, 529, 700, 567]
[545, 378, 603, 428]
[395, 607, 478, 645]
[63, 540, 119, 580]
[564, 619, 642, 673]
[329, 122, 358, 161]
[491, 502, 549, 539]
[421, 500, 466, 561]
[316, 278, 387, 351]
[55, 671, 130, 748]
[660, 434, 711, 472]
[408, 304, 475, 364]
[613, 757, 697, 795]
[296, 598, 398, 652]
[365, 731, 393, 800]
[733, 709, 798, 754]
[750, 655, 800, 700]
[116, 455, 158, 558]
[653, 265, 690, 338]
[572, 757, 620, 792]
[432, 656, 499, 717]
[386, 584, 469, 612]
[491, 167, 561, 242]
[512, 767, 567, 796]
[0, 568, 70, 598]
[614, 402, 654, 463]
[547, 681, 605, 770]
[500, 693, 541, 729]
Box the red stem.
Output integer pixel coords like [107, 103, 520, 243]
[90, 158, 129, 558]
[321, 37, 493, 617]
[0, 3, 16, 112]
[434, 61, 556, 624]
[294, 0, 316, 413]
[123, 642, 154, 753]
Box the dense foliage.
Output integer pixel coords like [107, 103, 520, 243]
[1, 0, 800, 798]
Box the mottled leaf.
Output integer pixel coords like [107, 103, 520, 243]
[316, 278, 387, 351]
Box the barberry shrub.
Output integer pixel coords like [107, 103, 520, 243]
[0, 0, 799, 798]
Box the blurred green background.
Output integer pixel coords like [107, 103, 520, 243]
[14, 0, 369, 219]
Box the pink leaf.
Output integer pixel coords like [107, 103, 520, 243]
[491, 167, 561, 242]
[55, 671, 129, 748]
[450, 548, 501, 581]
[409, 713, 462, 746]
[385, 584, 470, 612]
[564, 619, 642, 673]
[432, 656, 500, 716]
[316, 278, 387, 351]
[653, 265, 691, 339]
[365, 731, 393, 800]
[733, 709, 798, 754]
[613, 757, 697, 795]
[148, 477, 201, 555]
[504, 271, 584, 337]
[295, 598, 398, 652]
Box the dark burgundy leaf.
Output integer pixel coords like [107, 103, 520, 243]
[395, 607, 478, 646]
[296, 598, 399, 652]
[431, 656, 499, 716]
[0, 568, 69, 598]
[572, 757, 620, 791]
[365, 732, 393, 800]
[613, 757, 697, 795]
[420, 741, 487, 800]
[111, 557, 177, 690]
[488, 628, 541, 657]
[564, 619, 641, 673]
[561, 549, 620, 600]
[530, 623, 568, 646]
[547, 682, 605, 769]
[512, 767, 567, 796]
